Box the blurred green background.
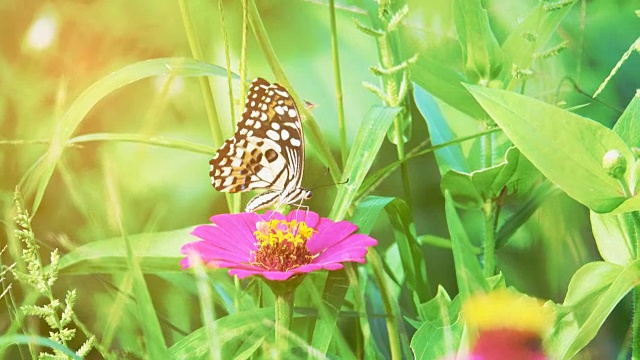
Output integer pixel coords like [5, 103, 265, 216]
[1, 0, 639, 358]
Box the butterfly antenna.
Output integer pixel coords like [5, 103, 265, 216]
[309, 177, 349, 191]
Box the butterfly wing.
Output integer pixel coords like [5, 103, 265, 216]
[210, 78, 305, 193]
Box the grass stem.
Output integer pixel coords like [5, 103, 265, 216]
[328, 0, 348, 167]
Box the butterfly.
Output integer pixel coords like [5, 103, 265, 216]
[210, 78, 312, 212]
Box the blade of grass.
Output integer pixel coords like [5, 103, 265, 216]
[69, 133, 217, 155]
[0, 335, 82, 360]
[247, 0, 340, 182]
[191, 257, 221, 360]
[351, 196, 431, 301]
[444, 191, 488, 299]
[344, 264, 381, 358]
[329, 106, 401, 220]
[178, 0, 240, 214]
[168, 308, 273, 359]
[104, 157, 167, 359]
[178, 0, 223, 145]
[355, 128, 501, 205]
[309, 269, 351, 355]
[369, 249, 403, 360]
[21, 57, 230, 217]
[328, 0, 347, 167]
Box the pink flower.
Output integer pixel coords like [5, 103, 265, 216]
[180, 210, 377, 281]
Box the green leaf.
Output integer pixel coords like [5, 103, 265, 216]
[444, 191, 488, 298]
[453, 0, 503, 82]
[121, 229, 168, 358]
[411, 286, 463, 360]
[386, 109, 412, 146]
[496, 181, 561, 248]
[410, 56, 487, 120]
[442, 147, 539, 209]
[169, 309, 273, 360]
[310, 269, 350, 355]
[467, 85, 633, 213]
[590, 212, 636, 266]
[329, 106, 401, 220]
[21, 57, 230, 216]
[612, 91, 640, 147]
[58, 227, 193, 274]
[352, 196, 431, 302]
[350, 196, 395, 235]
[500, 1, 577, 84]
[613, 91, 640, 192]
[414, 85, 470, 174]
[384, 198, 431, 302]
[0, 335, 82, 360]
[546, 260, 640, 359]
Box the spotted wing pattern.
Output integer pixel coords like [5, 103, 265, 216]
[210, 78, 308, 211]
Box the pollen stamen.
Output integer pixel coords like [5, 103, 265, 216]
[252, 219, 316, 271]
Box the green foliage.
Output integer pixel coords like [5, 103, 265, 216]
[467, 85, 636, 213]
[1, 0, 639, 358]
[546, 260, 640, 359]
[9, 191, 94, 359]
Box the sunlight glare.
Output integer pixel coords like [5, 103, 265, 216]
[25, 12, 58, 50]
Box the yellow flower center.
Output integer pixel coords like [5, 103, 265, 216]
[462, 289, 555, 336]
[251, 219, 316, 272]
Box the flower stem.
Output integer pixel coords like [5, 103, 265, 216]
[266, 278, 302, 356]
[274, 288, 294, 354]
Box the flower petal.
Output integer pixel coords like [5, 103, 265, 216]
[207, 212, 261, 245]
[286, 210, 320, 228]
[191, 225, 256, 254]
[312, 234, 377, 263]
[181, 239, 249, 263]
[307, 218, 358, 253]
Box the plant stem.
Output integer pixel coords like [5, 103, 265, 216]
[482, 200, 497, 277]
[376, 29, 412, 208]
[192, 259, 220, 360]
[633, 289, 640, 360]
[481, 120, 493, 169]
[369, 250, 402, 360]
[177, 0, 223, 146]
[628, 209, 640, 359]
[218, 0, 235, 127]
[217, 0, 242, 214]
[273, 287, 295, 355]
[617, 176, 640, 358]
[178, 0, 239, 213]
[328, 0, 348, 167]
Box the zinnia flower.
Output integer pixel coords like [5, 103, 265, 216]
[461, 289, 555, 360]
[180, 210, 377, 281]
